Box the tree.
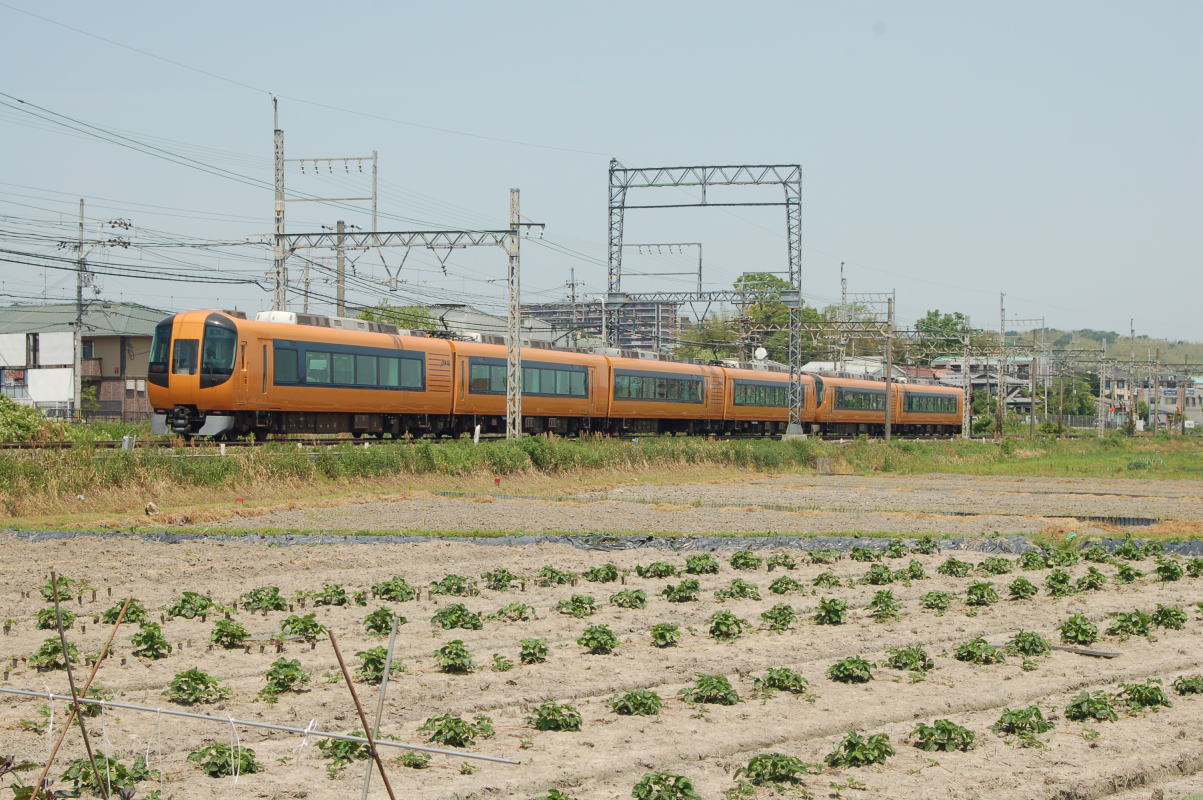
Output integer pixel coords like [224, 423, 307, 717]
[358, 302, 437, 330]
[914, 310, 972, 363]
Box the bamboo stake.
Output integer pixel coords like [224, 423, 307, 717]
[361, 615, 399, 800]
[30, 597, 129, 800]
[49, 571, 107, 799]
[327, 629, 397, 800]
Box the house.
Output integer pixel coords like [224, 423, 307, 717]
[0, 301, 170, 420]
[800, 356, 909, 382]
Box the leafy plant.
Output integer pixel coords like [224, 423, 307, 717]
[583, 563, 620, 583]
[490, 653, 514, 672]
[482, 567, 519, 590]
[30, 637, 80, 670]
[609, 689, 662, 716]
[165, 668, 229, 705]
[827, 656, 874, 684]
[911, 719, 976, 751]
[631, 771, 701, 800]
[824, 731, 894, 767]
[977, 557, 1012, 575]
[661, 579, 701, 603]
[432, 640, 475, 674]
[40, 576, 75, 602]
[431, 603, 484, 630]
[1044, 569, 1077, 597]
[211, 618, 250, 649]
[519, 637, 550, 664]
[814, 597, 847, 625]
[707, 610, 747, 641]
[684, 554, 720, 575]
[61, 752, 155, 795]
[649, 622, 681, 648]
[536, 565, 576, 586]
[577, 624, 619, 654]
[937, 557, 971, 577]
[363, 607, 406, 636]
[767, 553, 798, 570]
[100, 598, 147, 624]
[760, 603, 797, 631]
[1008, 630, 1051, 657]
[992, 706, 1054, 743]
[167, 591, 215, 619]
[679, 673, 741, 705]
[636, 561, 678, 578]
[730, 551, 763, 570]
[490, 602, 536, 622]
[861, 563, 894, 586]
[239, 585, 288, 612]
[130, 622, 171, 659]
[715, 579, 760, 601]
[886, 646, 933, 673]
[1076, 566, 1108, 592]
[36, 607, 74, 631]
[849, 546, 880, 563]
[1065, 691, 1118, 722]
[315, 735, 369, 776]
[1116, 679, 1172, 711]
[812, 571, 841, 589]
[419, 713, 495, 746]
[734, 753, 809, 785]
[954, 637, 1005, 665]
[1115, 536, 1145, 561]
[610, 589, 647, 609]
[259, 657, 309, 701]
[1171, 674, 1203, 695]
[1152, 604, 1187, 630]
[965, 581, 999, 607]
[371, 575, 417, 602]
[1046, 548, 1080, 567]
[396, 751, 431, 769]
[1105, 610, 1155, 639]
[1058, 614, 1099, 645]
[1155, 558, 1184, 582]
[913, 535, 939, 555]
[902, 560, 927, 581]
[920, 591, 953, 614]
[1141, 540, 1165, 557]
[884, 540, 909, 559]
[430, 574, 478, 597]
[528, 701, 582, 731]
[186, 742, 258, 778]
[808, 548, 841, 564]
[752, 667, 809, 698]
[356, 645, 406, 682]
[1007, 576, 1038, 600]
[867, 590, 902, 622]
[556, 594, 598, 618]
[280, 613, 324, 643]
[1186, 557, 1203, 578]
[1115, 562, 1144, 583]
[1082, 544, 1111, 563]
[1019, 550, 1049, 570]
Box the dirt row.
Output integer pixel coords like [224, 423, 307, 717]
[2, 534, 1202, 799]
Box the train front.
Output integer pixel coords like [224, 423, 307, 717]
[148, 310, 242, 437]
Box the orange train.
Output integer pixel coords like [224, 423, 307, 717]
[148, 309, 963, 438]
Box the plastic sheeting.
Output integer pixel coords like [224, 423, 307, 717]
[8, 529, 1203, 556]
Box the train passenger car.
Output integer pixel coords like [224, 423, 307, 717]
[895, 383, 963, 435]
[148, 309, 455, 438]
[604, 356, 724, 434]
[811, 375, 900, 436]
[451, 341, 608, 435]
[720, 367, 814, 435]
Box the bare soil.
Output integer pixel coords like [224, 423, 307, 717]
[2, 533, 1201, 800]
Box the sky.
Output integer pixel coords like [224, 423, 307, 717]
[0, 1, 1200, 341]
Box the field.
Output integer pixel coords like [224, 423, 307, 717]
[2, 533, 1202, 800]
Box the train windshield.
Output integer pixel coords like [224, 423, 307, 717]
[172, 339, 198, 374]
[200, 314, 238, 387]
[148, 318, 173, 387]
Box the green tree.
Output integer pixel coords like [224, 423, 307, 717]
[915, 310, 972, 363]
[358, 302, 438, 330]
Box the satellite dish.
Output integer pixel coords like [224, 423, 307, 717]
[753, 347, 768, 361]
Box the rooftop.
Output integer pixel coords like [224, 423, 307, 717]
[0, 302, 170, 338]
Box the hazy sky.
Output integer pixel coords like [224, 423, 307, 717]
[1, 1, 1200, 340]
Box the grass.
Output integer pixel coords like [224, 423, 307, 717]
[1, 434, 1200, 526]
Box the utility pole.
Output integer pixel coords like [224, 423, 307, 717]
[997, 293, 1006, 438]
[838, 261, 848, 374]
[1097, 342, 1107, 438]
[961, 330, 971, 439]
[1057, 357, 1065, 434]
[335, 220, 347, 317]
[272, 97, 287, 310]
[1151, 348, 1160, 434]
[505, 188, 523, 440]
[883, 294, 894, 441]
[1030, 326, 1039, 437]
[74, 199, 85, 419]
[1129, 319, 1136, 430]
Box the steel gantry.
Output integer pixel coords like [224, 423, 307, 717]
[606, 161, 805, 434]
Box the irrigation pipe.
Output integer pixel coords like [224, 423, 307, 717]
[0, 688, 520, 764]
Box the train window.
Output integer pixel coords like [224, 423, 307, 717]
[555, 370, 570, 395]
[835, 388, 886, 411]
[172, 339, 198, 375]
[331, 353, 354, 385]
[614, 371, 702, 403]
[355, 355, 377, 386]
[149, 321, 171, 375]
[380, 357, 400, 388]
[201, 325, 237, 378]
[306, 352, 331, 383]
[570, 371, 586, 396]
[734, 381, 790, 407]
[275, 348, 299, 383]
[399, 358, 422, 389]
[904, 393, 957, 413]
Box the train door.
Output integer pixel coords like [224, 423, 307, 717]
[258, 340, 270, 405]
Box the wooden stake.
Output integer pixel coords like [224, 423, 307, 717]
[50, 570, 107, 799]
[327, 629, 397, 800]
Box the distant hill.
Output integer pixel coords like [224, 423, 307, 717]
[1004, 329, 1203, 369]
